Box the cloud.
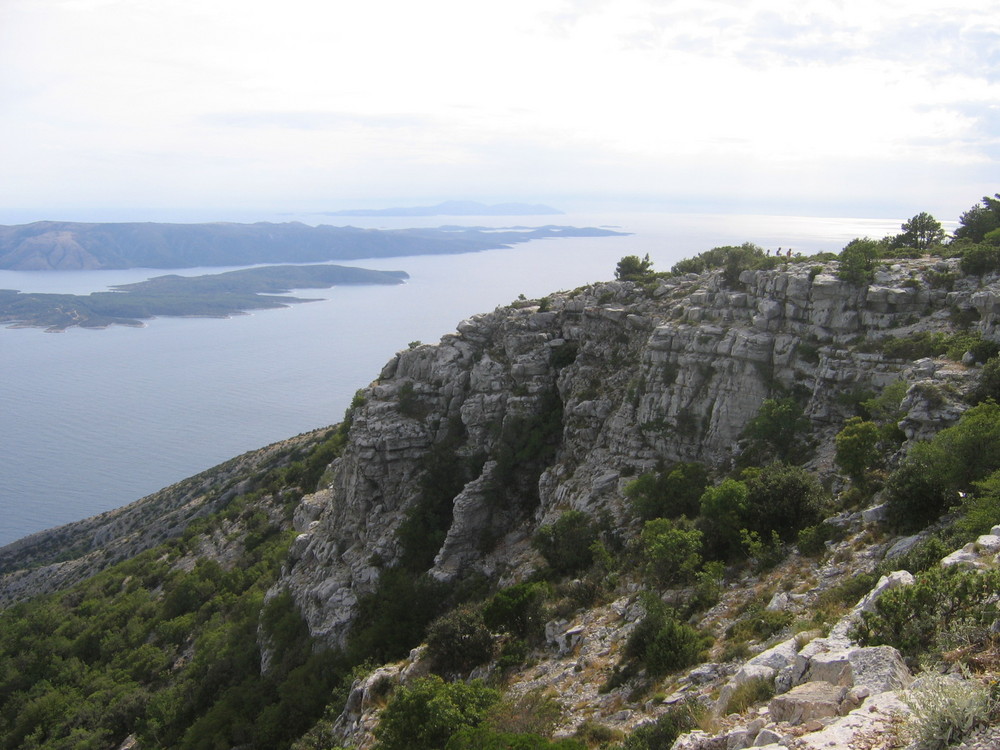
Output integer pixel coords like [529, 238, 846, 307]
[0, 0, 997, 220]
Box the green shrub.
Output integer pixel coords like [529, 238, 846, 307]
[740, 398, 810, 465]
[969, 356, 1000, 404]
[620, 701, 702, 750]
[373, 676, 500, 750]
[626, 463, 709, 521]
[837, 238, 882, 284]
[533, 511, 598, 576]
[483, 583, 548, 641]
[616, 254, 654, 281]
[797, 522, 838, 557]
[885, 401, 1000, 529]
[623, 594, 711, 678]
[959, 243, 1000, 276]
[426, 604, 496, 675]
[347, 568, 448, 665]
[698, 479, 749, 560]
[639, 518, 703, 587]
[854, 566, 1000, 659]
[742, 463, 824, 542]
[726, 607, 793, 644]
[835, 417, 882, 485]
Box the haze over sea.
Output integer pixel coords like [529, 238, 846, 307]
[0, 211, 914, 547]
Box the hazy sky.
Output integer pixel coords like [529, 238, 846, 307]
[1, 0, 997, 222]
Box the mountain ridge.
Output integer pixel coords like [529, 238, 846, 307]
[0, 221, 619, 271]
[3, 248, 1000, 749]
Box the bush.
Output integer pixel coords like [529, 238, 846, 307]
[835, 417, 882, 484]
[854, 566, 1000, 659]
[426, 605, 496, 675]
[626, 463, 709, 521]
[724, 675, 776, 715]
[623, 594, 711, 678]
[616, 254, 654, 282]
[485, 689, 564, 737]
[446, 728, 585, 750]
[373, 676, 500, 750]
[483, 583, 548, 641]
[969, 356, 1000, 405]
[837, 238, 882, 284]
[885, 401, 1000, 529]
[620, 701, 702, 750]
[698, 479, 749, 560]
[959, 243, 1000, 276]
[797, 522, 838, 557]
[743, 463, 824, 542]
[533, 511, 598, 576]
[639, 518, 703, 588]
[740, 398, 810, 465]
[904, 672, 994, 750]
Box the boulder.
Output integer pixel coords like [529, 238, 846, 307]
[768, 681, 847, 724]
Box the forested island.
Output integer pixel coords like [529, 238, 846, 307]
[0, 221, 621, 271]
[0, 264, 408, 331]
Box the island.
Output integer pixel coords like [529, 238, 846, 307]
[0, 264, 408, 331]
[323, 200, 564, 217]
[0, 222, 621, 271]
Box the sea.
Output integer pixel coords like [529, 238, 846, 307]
[0, 211, 910, 548]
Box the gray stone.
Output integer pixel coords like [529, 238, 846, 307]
[752, 729, 783, 746]
[769, 681, 848, 725]
[884, 534, 923, 560]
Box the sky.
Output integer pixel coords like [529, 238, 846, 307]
[1, 0, 998, 223]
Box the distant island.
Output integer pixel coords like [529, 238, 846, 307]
[324, 200, 564, 217]
[0, 264, 408, 331]
[0, 221, 617, 271]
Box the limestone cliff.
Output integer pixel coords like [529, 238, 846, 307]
[276, 257, 991, 647]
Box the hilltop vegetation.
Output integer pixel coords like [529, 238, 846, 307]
[2, 193, 1000, 749]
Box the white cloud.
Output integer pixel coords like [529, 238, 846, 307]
[0, 0, 997, 220]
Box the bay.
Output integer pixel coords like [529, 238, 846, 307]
[0, 211, 907, 547]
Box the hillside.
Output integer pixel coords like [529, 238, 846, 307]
[0, 221, 621, 271]
[4, 203, 1000, 750]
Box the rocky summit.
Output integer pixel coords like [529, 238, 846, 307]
[3, 251, 1000, 750]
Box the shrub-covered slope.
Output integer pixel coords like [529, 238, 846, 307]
[5, 199, 1000, 749]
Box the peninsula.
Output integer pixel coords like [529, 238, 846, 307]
[0, 264, 408, 331]
[0, 221, 618, 271]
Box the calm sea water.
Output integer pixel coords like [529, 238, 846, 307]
[0, 212, 907, 547]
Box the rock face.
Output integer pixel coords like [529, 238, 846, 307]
[274, 259, 992, 646]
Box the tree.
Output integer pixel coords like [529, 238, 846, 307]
[741, 397, 810, 464]
[837, 238, 881, 285]
[533, 510, 598, 575]
[625, 462, 709, 521]
[954, 194, 1000, 243]
[697, 479, 749, 560]
[615, 254, 654, 281]
[639, 518, 703, 587]
[743, 463, 824, 541]
[426, 605, 496, 675]
[835, 417, 882, 484]
[374, 676, 500, 750]
[896, 212, 945, 250]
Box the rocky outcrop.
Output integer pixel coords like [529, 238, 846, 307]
[275, 259, 996, 647]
